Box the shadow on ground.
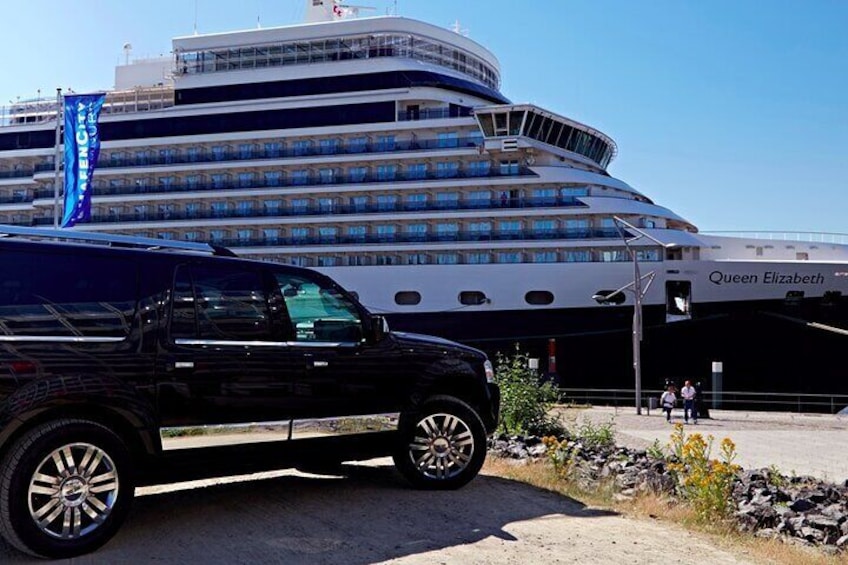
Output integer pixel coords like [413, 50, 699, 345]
[0, 462, 616, 564]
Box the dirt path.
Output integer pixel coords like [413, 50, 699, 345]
[0, 459, 753, 564]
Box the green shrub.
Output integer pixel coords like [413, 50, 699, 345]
[494, 351, 563, 436]
[576, 418, 616, 450]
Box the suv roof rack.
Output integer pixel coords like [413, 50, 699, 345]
[0, 224, 238, 257]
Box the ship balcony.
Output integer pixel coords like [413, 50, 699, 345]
[29, 195, 585, 227]
[205, 228, 625, 250]
[28, 135, 485, 177]
[0, 169, 36, 179]
[0, 193, 32, 205]
[32, 167, 539, 202]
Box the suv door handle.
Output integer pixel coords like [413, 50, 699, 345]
[312, 360, 329, 368]
[168, 361, 195, 370]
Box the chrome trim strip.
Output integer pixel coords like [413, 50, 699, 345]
[159, 413, 400, 450]
[285, 341, 358, 348]
[172, 338, 358, 348]
[290, 413, 400, 440]
[174, 338, 289, 347]
[0, 335, 125, 343]
[159, 420, 292, 451]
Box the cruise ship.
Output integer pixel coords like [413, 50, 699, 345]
[2, 0, 848, 394]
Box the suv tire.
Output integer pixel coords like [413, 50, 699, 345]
[393, 395, 487, 490]
[0, 419, 134, 559]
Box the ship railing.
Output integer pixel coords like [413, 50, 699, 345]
[31, 167, 539, 201]
[30, 215, 616, 243]
[558, 387, 848, 415]
[0, 86, 175, 129]
[43, 136, 483, 171]
[396, 107, 474, 121]
[29, 196, 581, 223]
[0, 193, 31, 204]
[22, 136, 485, 176]
[702, 231, 848, 246]
[208, 228, 626, 248]
[0, 169, 37, 180]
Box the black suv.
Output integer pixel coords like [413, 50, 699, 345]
[0, 226, 499, 558]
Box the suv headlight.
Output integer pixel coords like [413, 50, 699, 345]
[484, 360, 495, 383]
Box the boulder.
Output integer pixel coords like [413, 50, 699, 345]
[789, 498, 817, 512]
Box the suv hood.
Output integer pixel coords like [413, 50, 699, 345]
[390, 331, 486, 359]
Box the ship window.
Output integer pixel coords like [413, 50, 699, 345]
[477, 113, 494, 137]
[394, 291, 421, 305]
[497, 252, 522, 263]
[437, 132, 459, 148]
[466, 253, 491, 264]
[508, 111, 525, 136]
[406, 253, 429, 265]
[525, 291, 554, 305]
[785, 290, 804, 306]
[459, 291, 488, 305]
[494, 113, 508, 136]
[532, 252, 558, 263]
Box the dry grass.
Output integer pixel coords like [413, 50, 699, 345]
[483, 457, 848, 565]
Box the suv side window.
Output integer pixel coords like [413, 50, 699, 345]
[0, 249, 136, 339]
[275, 273, 362, 343]
[171, 265, 271, 341]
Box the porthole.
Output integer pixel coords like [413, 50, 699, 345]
[459, 291, 488, 305]
[784, 290, 804, 307]
[525, 290, 554, 305]
[394, 291, 421, 305]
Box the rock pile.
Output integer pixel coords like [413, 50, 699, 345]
[489, 434, 848, 553]
[733, 469, 848, 551]
[489, 434, 676, 495]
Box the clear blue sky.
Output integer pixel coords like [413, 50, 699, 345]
[2, 1, 846, 233]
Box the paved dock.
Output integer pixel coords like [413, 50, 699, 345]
[573, 406, 848, 483]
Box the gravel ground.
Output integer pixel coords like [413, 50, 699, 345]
[5, 406, 834, 563]
[572, 406, 848, 483]
[0, 458, 754, 564]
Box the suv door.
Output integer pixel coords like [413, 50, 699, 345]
[157, 263, 296, 435]
[272, 270, 407, 428]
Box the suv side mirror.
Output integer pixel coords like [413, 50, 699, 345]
[368, 315, 389, 343]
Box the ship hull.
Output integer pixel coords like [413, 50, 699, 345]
[381, 295, 848, 398]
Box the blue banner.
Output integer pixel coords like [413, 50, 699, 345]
[62, 93, 106, 228]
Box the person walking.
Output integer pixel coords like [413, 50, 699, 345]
[681, 380, 697, 424]
[660, 385, 677, 423]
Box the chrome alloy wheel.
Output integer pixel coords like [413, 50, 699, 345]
[26, 443, 120, 540]
[408, 413, 475, 480]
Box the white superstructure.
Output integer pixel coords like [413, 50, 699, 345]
[2, 2, 848, 390]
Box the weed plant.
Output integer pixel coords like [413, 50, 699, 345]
[667, 424, 741, 522]
[494, 351, 563, 436]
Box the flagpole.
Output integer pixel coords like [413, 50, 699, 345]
[53, 88, 62, 228]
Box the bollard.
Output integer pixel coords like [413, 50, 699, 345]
[712, 361, 723, 409]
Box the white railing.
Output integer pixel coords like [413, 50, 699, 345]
[702, 231, 848, 245]
[0, 86, 175, 128]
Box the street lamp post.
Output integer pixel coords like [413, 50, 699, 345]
[592, 216, 674, 415]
